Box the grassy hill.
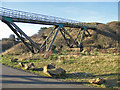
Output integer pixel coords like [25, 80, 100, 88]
[1, 21, 119, 89]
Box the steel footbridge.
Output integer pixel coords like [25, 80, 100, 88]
[0, 7, 96, 53]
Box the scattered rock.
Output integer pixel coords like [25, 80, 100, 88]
[48, 68, 66, 77]
[28, 63, 35, 70]
[56, 59, 62, 63]
[48, 63, 56, 69]
[24, 63, 35, 70]
[43, 64, 66, 77]
[56, 57, 67, 64]
[18, 62, 24, 67]
[83, 50, 90, 55]
[10, 58, 18, 62]
[1, 55, 3, 57]
[24, 64, 29, 70]
[90, 61, 95, 64]
[43, 63, 56, 73]
[60, 57, 65, 60]
[89, 78, 105, 85]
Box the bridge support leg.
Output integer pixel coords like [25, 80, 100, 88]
[62, 27, 78, 47]
[40, 24, 79, 52]
[39, 24, 91, 52]
[60, 29, 71, 47]
[75, 28, 82, 41]
[78, 26, 91, 52]
[48, 27, 60, 51]
[2, 20, 41, 53]
[39, 25, 58, 50]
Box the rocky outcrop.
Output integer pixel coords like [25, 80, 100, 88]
[18, 62, 24, 67]
[24, 63, 35, 70]
[43, 63, 66, 77]
[89, 78, 105, 85]
[48, 68, 66, 77]
[43, 63, 56, 73]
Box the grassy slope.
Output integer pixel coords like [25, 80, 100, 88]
[0, 21, 119, 89]
[1, 50, 119, 88]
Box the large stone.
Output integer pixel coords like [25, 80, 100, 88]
[24, 63, 35, 70]
[24, 64, 29, 70]
[48, 63, 56, 69]
[43, 63, 56, 73]
[89, 78, 105, 85]
[44, 66, 66, 77]
[28, 63, 35, 70]
[1, 55, 3, 57]
[48, 68, 66, 77]
[18, 62, 24, 67]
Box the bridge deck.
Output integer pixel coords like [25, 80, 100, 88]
[0, 7, 96, 29]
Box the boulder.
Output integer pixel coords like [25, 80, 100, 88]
[28, 63, 35, 70]
[47, 63, 56, 69]
[24, 64, 29, 70]
[43, 63, 56, 73]
[24, 63, 35, 70]
[43, 65, 66, 77]
[1, 55, 3, 57]
[9, 34, 15, 41]
[89, 78, 105, 85]
[48, 68, 66, 77]
[18, 62, 24, 67]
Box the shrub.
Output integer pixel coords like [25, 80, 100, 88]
[9, 34, 15, 41]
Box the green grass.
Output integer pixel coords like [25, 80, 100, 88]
[0, 51, 119, 89]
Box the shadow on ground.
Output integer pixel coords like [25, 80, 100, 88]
[1, 75, 89, 85]
[34, 68, 43, 71]
[28, 68, 120, 88]
[63, 72, 120, 88]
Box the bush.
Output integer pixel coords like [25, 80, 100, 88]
[9, 34, 15, 41]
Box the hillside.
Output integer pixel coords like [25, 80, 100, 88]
[2, 21, 119, 54]
[1, 21, 119, 89]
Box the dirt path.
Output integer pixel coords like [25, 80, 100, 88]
[1, 64, 93, 88]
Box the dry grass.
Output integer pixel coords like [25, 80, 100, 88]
[1, 49, 119, 89]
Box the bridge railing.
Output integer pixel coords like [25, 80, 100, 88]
[0, 7, 97, 28]
[0, 7, 76, 24]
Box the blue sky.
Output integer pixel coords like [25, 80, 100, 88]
[0, 2, 118, 39]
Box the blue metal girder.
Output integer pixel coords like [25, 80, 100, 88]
[3, 17, 12, 23]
